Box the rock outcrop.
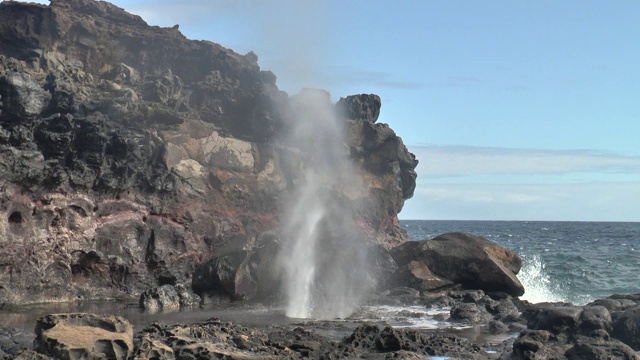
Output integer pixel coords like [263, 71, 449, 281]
[390, 232, 525, 297]
[0, 0, 417, 305]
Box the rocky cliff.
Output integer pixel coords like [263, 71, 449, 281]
[0, 0, 417, 305]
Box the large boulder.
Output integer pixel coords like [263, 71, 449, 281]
[34, 313, 134, 360]
[390, 232, 524, 296]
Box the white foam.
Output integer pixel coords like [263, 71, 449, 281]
[349, 305, 467, 330]
[518, 254, 565, 303]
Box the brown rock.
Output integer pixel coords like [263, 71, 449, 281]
[388, 260, 453, 291]
[34, 313, 134, 360]
[390, 232, 524, 296]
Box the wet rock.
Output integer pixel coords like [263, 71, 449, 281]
[488, 320, 509, 334]
[34, 313, 134, 360]
[390, 232, 524, 296]
[525, 304, 583, 335]
[487, 298, 521, 323]
[343, 324, 488, 359]
[510, 330, 566, 360]
[449, 289, 487, 304]
[579, 305, 612, 334]
[450, 303, 492, 324]
[611, 304, 640, 350]
[565, 336, 638, 360]
[589, 298, 636, 312]
[422, 294, 456, 309]
[368, 244, 400, 290]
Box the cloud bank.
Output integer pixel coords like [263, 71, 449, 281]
[402, 145, 640, 221]
[411, 145, 640, 178]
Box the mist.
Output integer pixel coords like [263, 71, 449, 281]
[247, 1, 375, 318]
[278, 90, 374, 319]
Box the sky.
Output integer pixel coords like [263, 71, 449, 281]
[22, 0, 640, 221]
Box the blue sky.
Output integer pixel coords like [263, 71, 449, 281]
[26, 0, 640, 221]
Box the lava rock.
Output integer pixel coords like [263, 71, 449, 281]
[390, 232, 524, 296]
[34, 313, 134, 360]
[612, 304, 640, 350]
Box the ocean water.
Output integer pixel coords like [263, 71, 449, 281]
[402, 220, 640, 305]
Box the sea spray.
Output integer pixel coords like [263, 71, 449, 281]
[278, 90, 374, 319]
[518, 254, 565, 303]
[281, 174, 325, 318]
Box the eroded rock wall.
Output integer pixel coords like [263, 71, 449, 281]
[0, 0, 417, 304]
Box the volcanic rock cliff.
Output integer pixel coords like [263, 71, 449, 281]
[0, 0, 417, 304]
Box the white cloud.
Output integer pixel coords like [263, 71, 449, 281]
[399, 145, 640, 221]
[409, 145, 640, 178]
[401, 181, 640, 221]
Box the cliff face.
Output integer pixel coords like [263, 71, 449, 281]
[0, 0, 417, 304]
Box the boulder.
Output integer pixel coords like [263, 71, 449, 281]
[336, 94, 381, 123]
[140, 284, 200, 312]
[579, 305, 612, 334]
[612, 304, 640, 350]
[525, 304, 584, 335]
[450, 303, 492, 324]
[34, 313, 134, 360]
[510, 330, 566, 360]
[390, 232, 524, 296]
[565, 336, 637, 360]
[192, 250, 257, 300]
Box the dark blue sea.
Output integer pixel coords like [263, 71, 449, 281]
[401, 220, 640, 305]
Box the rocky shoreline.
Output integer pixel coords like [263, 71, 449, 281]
[2, 231, 640, 359]
[2, 288, 640, 359]
[2, 1, 639, 359]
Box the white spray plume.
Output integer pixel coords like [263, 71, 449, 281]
[278, 89, 374, 319]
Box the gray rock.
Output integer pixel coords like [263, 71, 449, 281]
[526, 304, 583, 335]
[579, 305, 612, 334]
[612, 304, 640, 350]
[0, 72, 50, 119]
[565, 336, 638, 360]
[450, 303, 492, 324]
[140, 285, 181, 311]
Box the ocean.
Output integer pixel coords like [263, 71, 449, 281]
[401, 220, 640, 305]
